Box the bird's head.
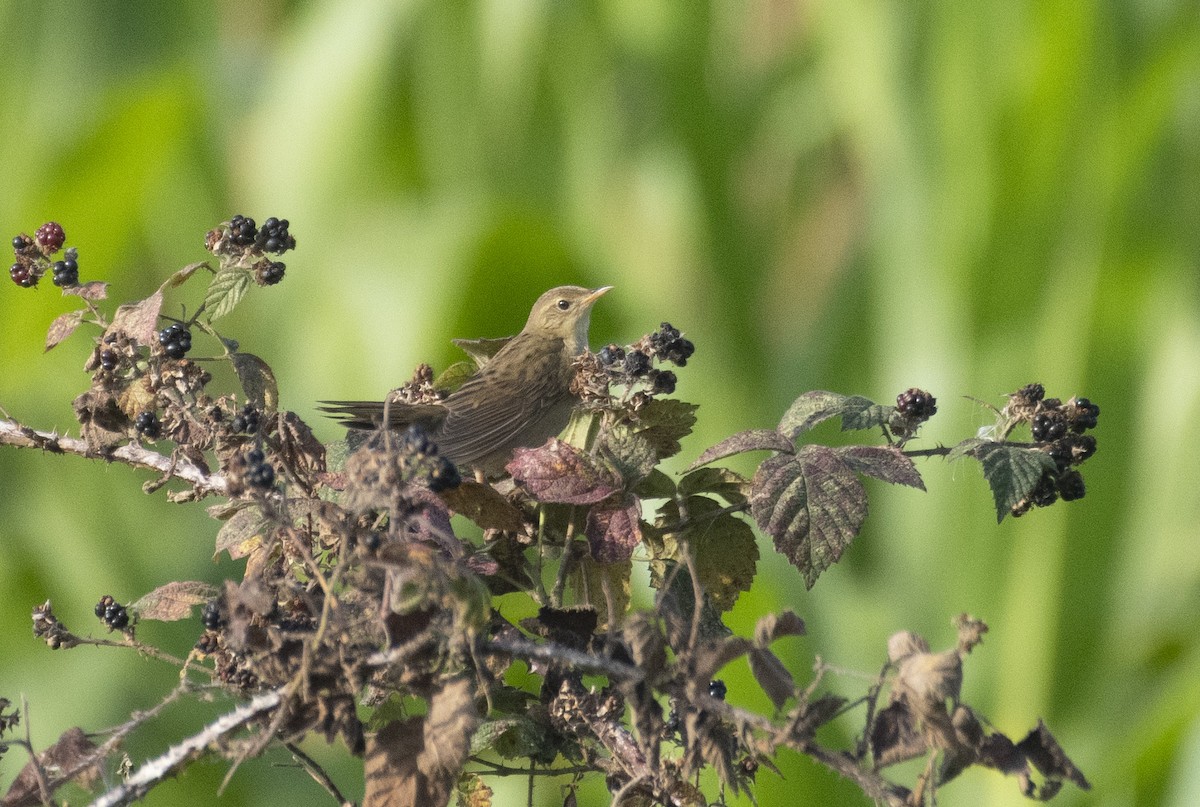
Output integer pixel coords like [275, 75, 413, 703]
[523, 285, 612, 354]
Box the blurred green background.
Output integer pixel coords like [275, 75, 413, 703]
[2, 1, 1198, 805]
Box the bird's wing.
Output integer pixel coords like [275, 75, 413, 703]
[317, 400, 446, 432]
[435, 344, 572, 464]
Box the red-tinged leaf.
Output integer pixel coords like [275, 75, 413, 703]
[750, 446, 867, 589]
[131, 581, 219, 622]
[686, 429, 795, 471]
[748, 647, 794, 710]
[63, 280, 109, 301]
[507, 439, 621, 504]
[109, 289, 163, 346]
[972, 442, 1057, 522]
[837, 445, 926, 489]
[585, 494, 642, 563]
[45, 309, 84, 352]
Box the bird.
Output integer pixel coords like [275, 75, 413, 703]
[320, 285, 611, 475]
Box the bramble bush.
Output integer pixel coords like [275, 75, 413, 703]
[0, 219, 1095, 807]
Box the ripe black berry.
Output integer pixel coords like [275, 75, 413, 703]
[10, 262, 36, 287]
[1031, 411, 1067, 442]
[35, 222, 65, 254]
[255, 259, 285, 286]
[648, 323, 695, 366]
[135, 410, 161, 439]
[257, 217, 294, 254]
[11, 234, 35, 256]
[158, 323, 192, 359]
[99, 349, 119, 371]
[201, 600, 226, 630]
[245, 448, 276, 489]
[230, 404, 261, 434]
[623, 350, 652, 377]
[51, 258, 78, 287]
[1068, 397, 1100, 432]
[598, 343, 626, 367]
[709, 679, 728, 700]
[649, 369, 677, 395]
[229, 215, 257, 246]
[896, 388, 938, 421]
[95, 595, 129, 630]
[1057, 469, 1086, 501]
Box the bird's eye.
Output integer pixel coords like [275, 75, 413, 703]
[556, 299, 570, 311]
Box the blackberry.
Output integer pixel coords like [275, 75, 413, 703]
[1057, 470, 1086, 501]
[95, 595, 115, 619]
[245, 448, 276, 489]
[648, 322, 695, 366]
[1031, 411, 1067, 442]
[255, 259, 285, 286]
[1013, 383, 1045, 405]
[10, 262, 36, 287]
[1030, 471, 1059, 508]
[662, 337, 694, 366]
[426, 456, 461, 492]
[1067, 397, 1100, 433]
[35, 221, 65, 254]
[99, 349, 119, 371]
[95, 595, 129, 630]
[258, 217, 294, 254]
[134, 411, 161, 439]
[230, 404, 261, 434]
[896, 388, 938, 421]
[201, 600, 226, 630]
[51, 258, 78, 287]
[623, 350, 652, 378]
[229, 215, 257, 246]
[158, 323, 192, 359]
[709, 679, 728, 700]
[597, 343, 625, 367]
[649, 369, 677, 395]
[11, 234, 35, 256]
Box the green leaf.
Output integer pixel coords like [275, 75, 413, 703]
[633, 467, 676, 500]
[677, 466, 749, 506]
[624, 398, 698, 461]
[750, 446, 867, 589]
[649, 496, 758, 613]
[777, 391, 888, 438]
[203, 267, 251, 322]
[434, 360, 478, 393]
[686, 429, 795, 471]
[972, 442, 1057, 522]
[599, 427, 657, 486]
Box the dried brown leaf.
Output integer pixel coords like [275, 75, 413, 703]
[131, 581, 218, 622]
[753, 610, 807, 648]
[45, 310, 84, 352]
[748, 647, 794, 710]
[64, 280, 109, 301]
[3, 727, 100, 807]
[230, 352, 279, 412]
[109, 289, 163, 346]
[440, 480, 525, 532]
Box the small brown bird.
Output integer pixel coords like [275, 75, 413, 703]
[321, 285, 611, 474]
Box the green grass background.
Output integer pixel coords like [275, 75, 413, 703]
[1, 1, 1198, 805]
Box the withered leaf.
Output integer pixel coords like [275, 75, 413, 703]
[203, 267, 251, 322]
[750, 446, 867, 589]
[109, 289, 163, 346]
[837, 445, 926, 490]
[276, 410, 325, 493]
[440, 480, 525, 532]
[685, 428, 795, 471]
[213, 506, 267, 560]
[61, 280, 109, 302]
[691, 635, 754, 683]
[870, 701, 927, 768]
[131, 581, 218, 622]
[748, 647, 794, 710]
[971, 442, 1057, 522]
[165, 260, 209, 288]
[585, 494, 642, 563]
[623, 611, 668, 683]
[45, 310, 86, 353]
[1015, 720, 1090, 791]
[3, 726, 100, 807]
[230, 352, 279, 412]
[507, 439, 621, 505]
[753, 610, 807, 648]
[572, 556, 631, 632]
[784, 693, 846, 741]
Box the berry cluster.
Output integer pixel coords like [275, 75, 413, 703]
[396, 425, 461, 493]
[230, 403, 261, 434]
[245, 448, 276, 489]
[708, 679, 728, 700]
[158, 323, 192, 359]
[896, 388, 938, 421]
[94, 595, 129, 631]
[254, 258, 286, 286]
[1008, 384, 1102, 517]
[135, 410, 162, 439]
[590, 321, 694, 401]
[647, 322, 695, 367]
[222, 215, 294, 255]
[201, 599, 226, 630]
[9, 221, 80, 288]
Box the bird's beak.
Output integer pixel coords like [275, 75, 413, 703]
[583, 286, 613, 306]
